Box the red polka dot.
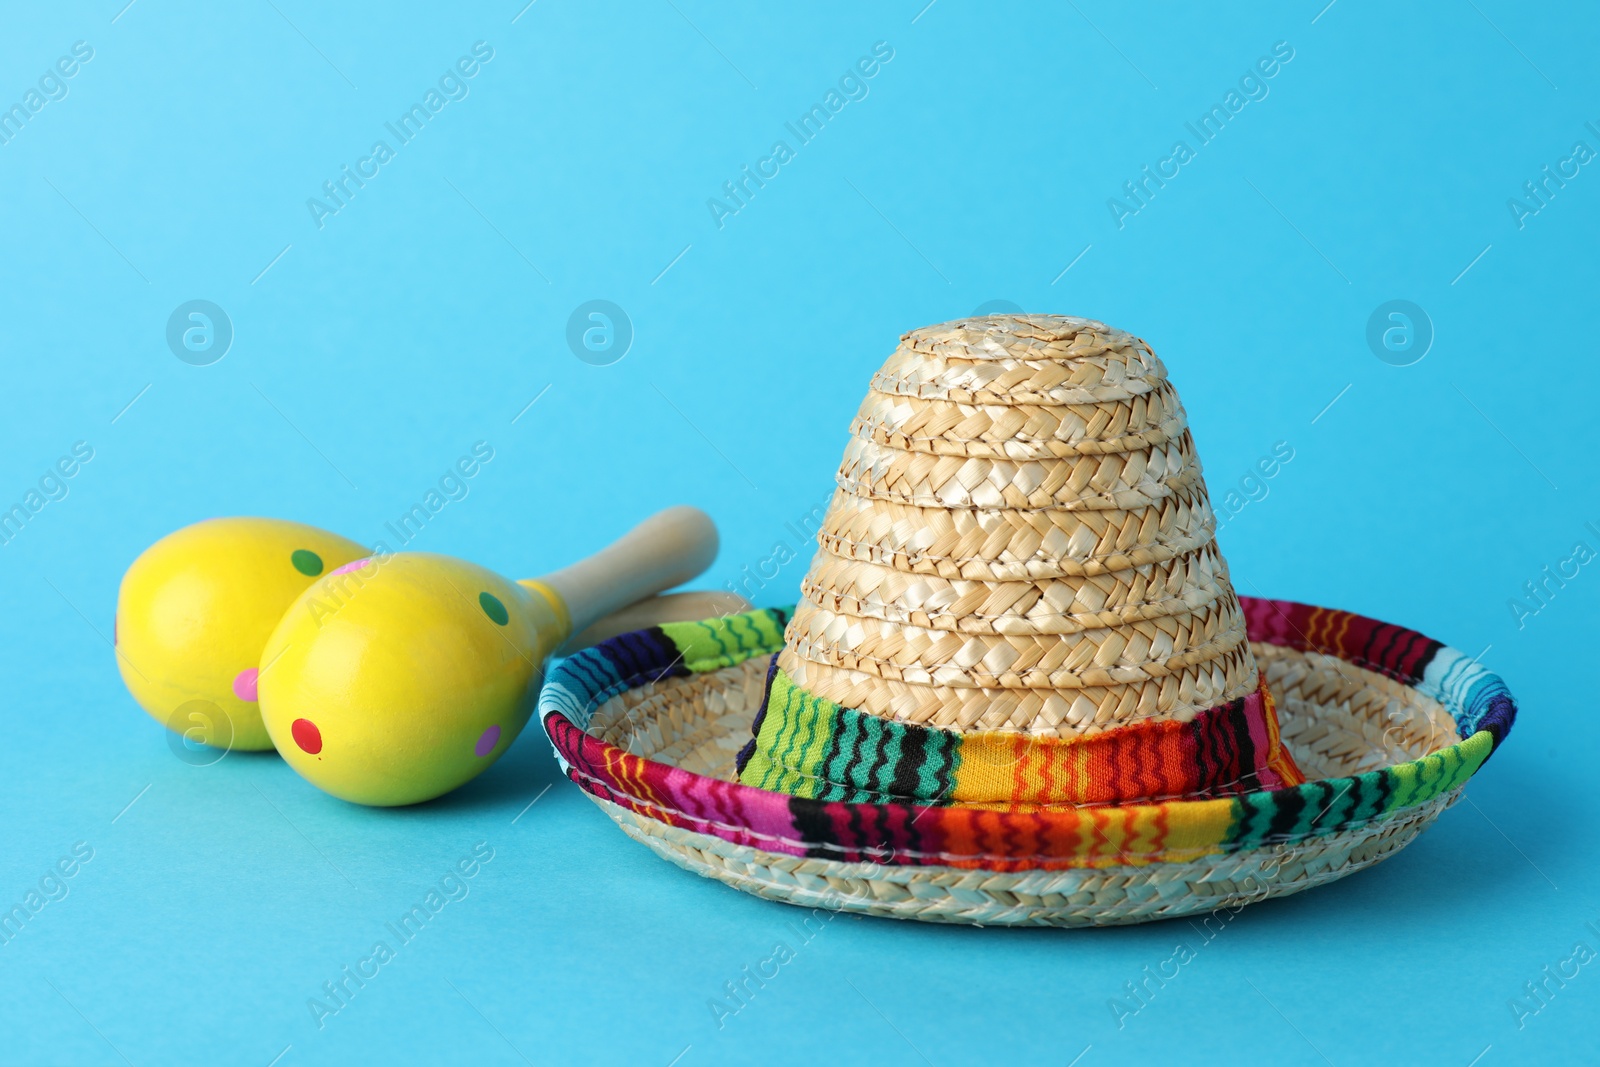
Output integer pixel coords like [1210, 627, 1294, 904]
[291, 718, 323, 755]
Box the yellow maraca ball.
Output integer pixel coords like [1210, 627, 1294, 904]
[116, 518, 367, 751]
[258, 553, 563, 805]
[256, 506, 720, 806]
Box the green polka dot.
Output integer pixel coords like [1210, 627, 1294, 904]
[291, 549, 323, 576]
[479, 592, 509, 626]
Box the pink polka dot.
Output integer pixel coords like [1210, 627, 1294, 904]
[232, 668, 259, 702]
[330, 558, 371, 576]
[474, 725, 501, 758]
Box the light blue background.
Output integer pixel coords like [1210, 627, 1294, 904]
[1, 2, 1595, 1064]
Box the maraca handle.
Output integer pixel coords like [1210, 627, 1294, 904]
[528, 506, 720, 639]
[559, 588, 752, 656]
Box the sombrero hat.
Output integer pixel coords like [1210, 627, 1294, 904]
[539, 315, 1516, 926]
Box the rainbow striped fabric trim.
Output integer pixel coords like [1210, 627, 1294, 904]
[734, 662, 1303, 807]
[539, 598, 1515, 871]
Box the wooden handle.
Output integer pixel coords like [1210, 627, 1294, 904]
[558, 589, 753, 656]
[528, 506, 720, 638]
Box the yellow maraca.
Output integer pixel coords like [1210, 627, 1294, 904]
[116, 515, 740, 759]
[258, 506, 723, 806]
[116, 518, 368, 751]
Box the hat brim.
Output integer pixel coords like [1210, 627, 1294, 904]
[539, 597, 1515, 926]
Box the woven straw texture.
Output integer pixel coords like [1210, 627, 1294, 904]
[574, 641, 1456, 926]
[599, 794, 1450, 927]
[779, 314, 1253, 736]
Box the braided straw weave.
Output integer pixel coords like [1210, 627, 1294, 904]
[779, 315, 1253, 736]
[578, 641, 1462, 927]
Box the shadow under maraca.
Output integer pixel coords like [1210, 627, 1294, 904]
[165, 734, 285, 771]
[381, 721, 567, 816]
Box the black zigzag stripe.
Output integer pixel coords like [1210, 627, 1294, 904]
[1206, 699, 1242, 795]
[874, 801, 895, 860]
[845, 788, 869, 844]
[1231, 696, 1259, 792]
[868, 719, 897, 797]
[1302, 781, 1337, 832]
[1186, 717, 1208, 791]
[1343, 770, 1392, 828]
[815, 703, 852, 798]
[890, 724, 929, 802]
[836, 712, 871, 795]
[791, 796, 841, 859]
[1190, 715, 1219, 796]
[1264, 784, 1309, 841]
[1325, 777, 1362, 831]
[1233, 792, 1271, 843]
[819, 708, 861, 804]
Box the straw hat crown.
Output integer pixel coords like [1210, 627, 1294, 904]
[779, 314, 1256, 738]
